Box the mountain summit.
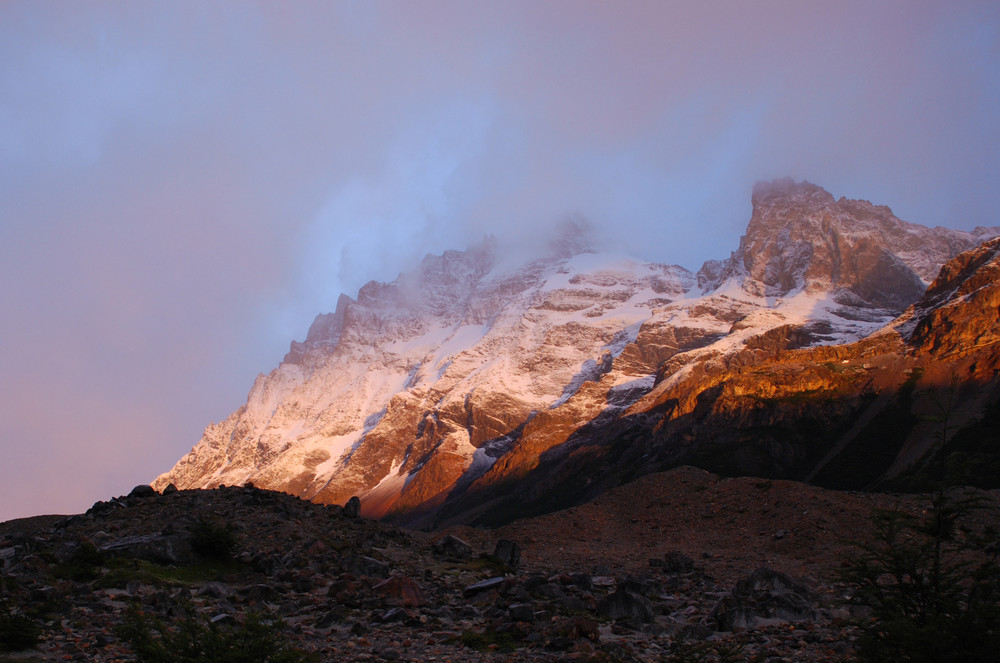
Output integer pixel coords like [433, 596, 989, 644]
[155, 180, 1000, 526]
[698, 178, 993, 308]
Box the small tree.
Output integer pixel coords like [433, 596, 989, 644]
[841, 491, 1000, 662]
[189, 518, 239, 560]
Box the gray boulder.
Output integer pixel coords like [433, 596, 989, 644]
[708, 567, 818, 631]
[597, 588, 656, 623]
[431, 534, 473, 559]
[492, 539, 521, 570]
[342, 554, 389, 578]
[100, 533, 197, 565]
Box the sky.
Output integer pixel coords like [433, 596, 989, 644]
[1, 1, 998, 521]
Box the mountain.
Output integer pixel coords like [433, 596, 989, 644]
[154, 180, 999, 527]
[445, 236, 1000, 526]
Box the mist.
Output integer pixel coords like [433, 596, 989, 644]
[1, 1, 998, 521]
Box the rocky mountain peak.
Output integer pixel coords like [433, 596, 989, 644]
[697, 179, 996, 316]
[750, 178, 835, 209]
[545, 217, 596, 259]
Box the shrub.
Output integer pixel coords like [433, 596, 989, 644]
[52, 541, 106, 582]
[116, 602, 311, 663]
[189, 519, 239, 560]
[0, 598, 41, 652]
[841, 491, 1000, 662]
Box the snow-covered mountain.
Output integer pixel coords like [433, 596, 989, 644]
[154, 180, 999, 525]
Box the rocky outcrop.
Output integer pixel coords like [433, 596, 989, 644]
[906, 236, 1000, 358]
[697, 178, 993, 312]
[438, 237, 1000, 525]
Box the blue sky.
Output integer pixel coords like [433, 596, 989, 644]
[1, 1, 998, 520]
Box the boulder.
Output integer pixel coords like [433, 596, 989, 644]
[463, 576, 506, 598]
[708, 567, 817, 631]
[492, 539, 521, 570]
[128, 485, 157, 499]
[342, 554, 389, 578]
[661, 551, 695, 574]
[596, 588, 656, 623]
[100, 534, 196, 565]
[431, 534, 473, 559]
[508, 602, 535, 622]
[374, 575, 424, 607]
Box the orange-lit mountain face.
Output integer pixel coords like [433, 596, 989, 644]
[154, 181, 1000, 528]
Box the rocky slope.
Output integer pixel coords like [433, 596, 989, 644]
[5, 471, 998, 661]
[441, 237, 1000, 527]
[154, 180, 999, 528]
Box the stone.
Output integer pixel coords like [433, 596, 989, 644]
[463, 576, 506, 598]
[0, 547, 14, 570]
[431, 534, 473, 559]
[533, 582, 565, 600]
[508, 603, 534, 622]
[708, 567, 818, 631]
[343, 496, 362, 518]
[128, 485, 157, 499]
[342, 554, 390, 579]
[558, 596, 587, 612]
[197, 582, 235, 599]
[373, 575, 424, 607]
[680, 623, 714, 640]
[381, 607, 409, 623]
[596, 589, 656, 623]
[315, 610, 341, 629]
[100, 534, 196, 565]
[661, 551, 695, 574]
[621, 575, 655, 595]
[492, 539, 521, 570]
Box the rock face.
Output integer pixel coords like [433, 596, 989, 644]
[443, 236, 1000, 525]
[906, 237, 1000, 357]
[700, 179, 994, 302]
[155, 180, 999, 527]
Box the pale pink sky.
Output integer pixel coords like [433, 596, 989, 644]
[1, 1, 998, 520]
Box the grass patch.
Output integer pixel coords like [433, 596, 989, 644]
[95, 558, 249, 590]
[455, 628, 517, 652]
